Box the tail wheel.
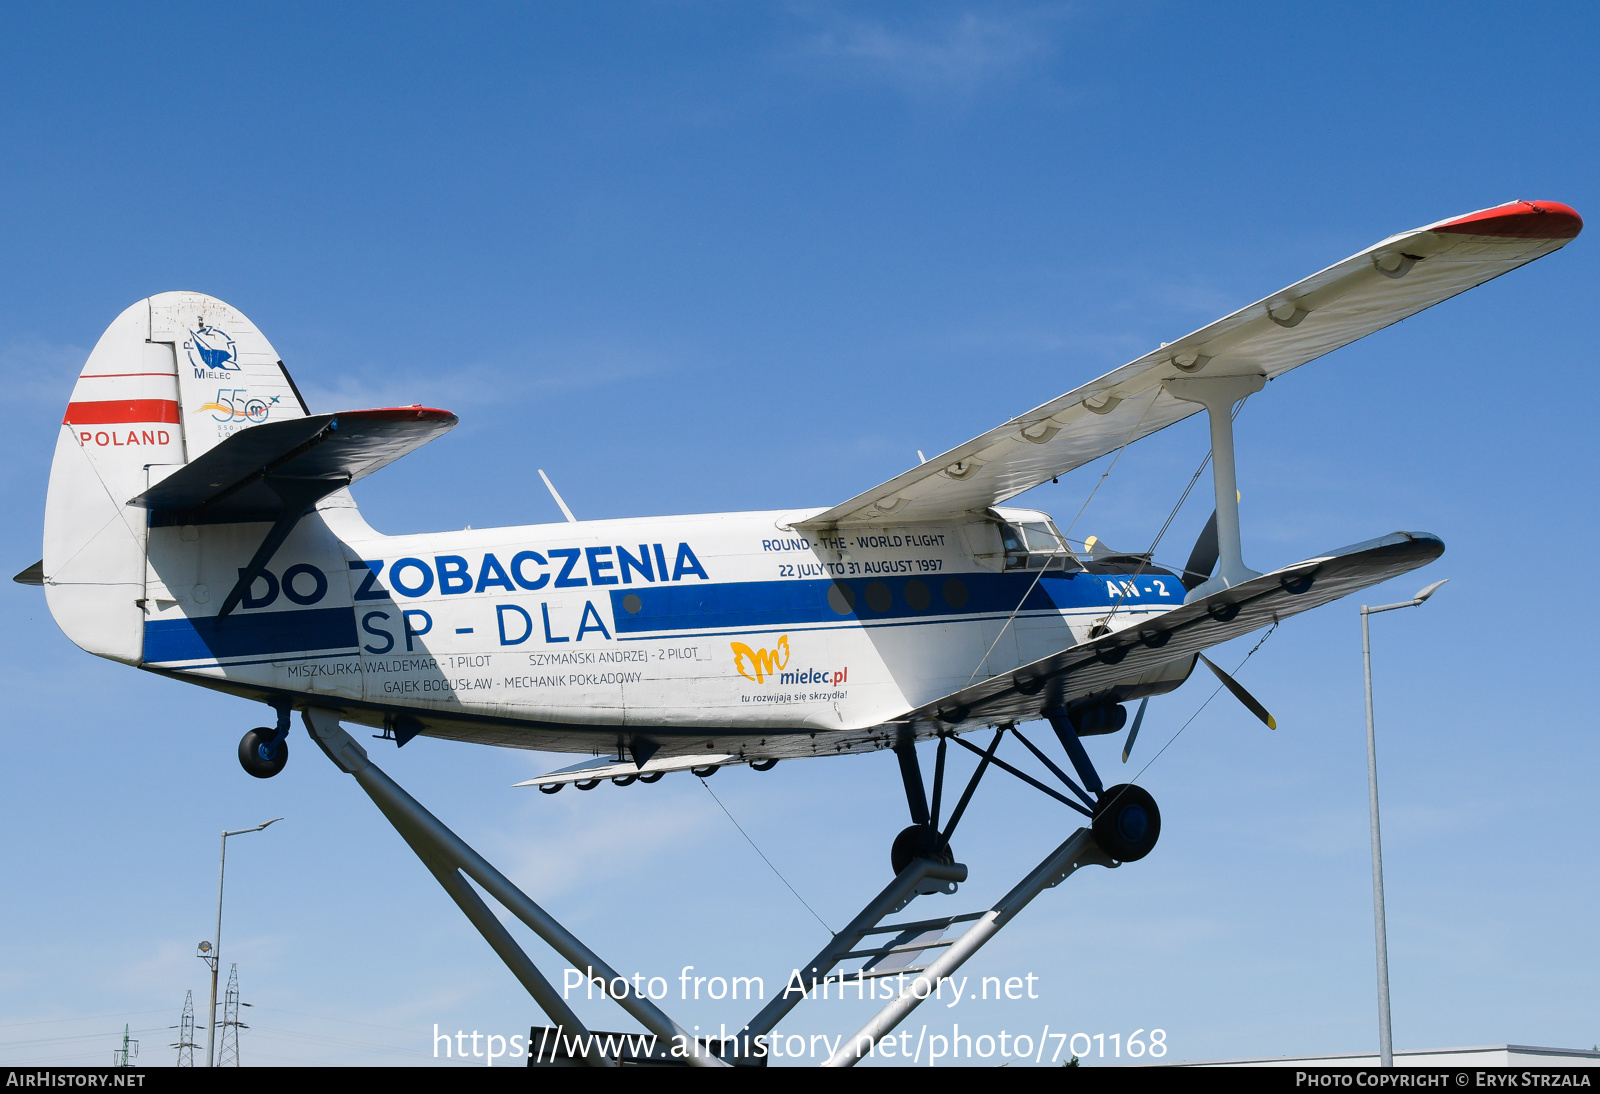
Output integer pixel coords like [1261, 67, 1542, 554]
[1092, 783, 1161, 862]
[238, 728, 288, 779]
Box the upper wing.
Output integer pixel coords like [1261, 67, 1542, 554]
[799, 200, 1581, 527]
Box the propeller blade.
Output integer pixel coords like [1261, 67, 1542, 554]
[1199, 653, 1276, 729]
[1121, 697, 1149, 763]
[1181, 510, 1219, 591]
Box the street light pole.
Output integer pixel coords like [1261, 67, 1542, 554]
[202, 818, 281, 1067]
[1359, 579, 1446, 1069]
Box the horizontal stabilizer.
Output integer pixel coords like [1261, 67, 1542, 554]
[13, 560, 43, 586]
[128, 406, 456, 525]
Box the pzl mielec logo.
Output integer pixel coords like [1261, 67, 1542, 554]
[184, 324, 239, 372]
[732, 636, 789, 683]
[731, 636, 848, 687]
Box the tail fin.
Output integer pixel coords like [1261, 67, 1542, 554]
[43, 292, 302, 663]
[151, 291, 309, 457]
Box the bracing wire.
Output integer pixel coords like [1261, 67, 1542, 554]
[1126, 621, 1279, 787]
[965, 390, 1161, 686]
[698, 777, 836, 936]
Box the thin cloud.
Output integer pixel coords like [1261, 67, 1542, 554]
[791, 5, 1068, 97]
[296, 341, 673, 416]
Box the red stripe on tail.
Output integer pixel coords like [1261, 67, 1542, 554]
[63, 399, 181, 425]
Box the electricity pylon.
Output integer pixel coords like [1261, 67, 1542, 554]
[217, 964, 246, 1066]
[172, 990, 200, 1066]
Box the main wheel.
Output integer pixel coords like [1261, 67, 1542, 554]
[238, 728, 288, 779]
[890, 823, 954, 875]
[1092, 783, 1160, 861]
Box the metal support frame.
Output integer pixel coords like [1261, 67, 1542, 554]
[824, 828, 1116, 1066]
[1162, 373, 1266, 601]
[308, 706, 1129, 1068]
[304, 709, 724, 1069]
[744, 856, 971, 1039]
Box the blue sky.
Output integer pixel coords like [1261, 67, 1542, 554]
[1, 1, 1596, 1067]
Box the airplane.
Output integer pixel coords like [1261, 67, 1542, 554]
[19, 199, 1581, 872]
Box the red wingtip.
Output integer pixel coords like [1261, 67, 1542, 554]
[1433, 200, 1582, 240]
[339, 406, 458, 422]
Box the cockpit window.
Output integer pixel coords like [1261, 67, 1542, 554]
[1000, 520, 1081, 572]
[1022, 523, 1062, 552]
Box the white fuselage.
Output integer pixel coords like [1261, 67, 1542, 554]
[139, 499, 1187, 748]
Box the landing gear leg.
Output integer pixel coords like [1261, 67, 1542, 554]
[1046, 709, 1160, 861]
[238, 702, 291, 779]
[890, 736, 953, 878]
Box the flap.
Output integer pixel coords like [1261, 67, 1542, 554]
[515, 752, 739, 788]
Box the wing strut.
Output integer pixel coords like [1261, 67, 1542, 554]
[1163, 373, 1265, 600]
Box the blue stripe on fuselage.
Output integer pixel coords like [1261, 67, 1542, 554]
[609, 571, 1179, 634]
[144, 606, 359, 664]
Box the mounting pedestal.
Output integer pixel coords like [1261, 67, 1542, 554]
[308, 707, 1125, 1068]
[826, 828, 1114, 1067]
[304, 709, 723, 1069]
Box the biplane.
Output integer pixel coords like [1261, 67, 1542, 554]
[21, 199, 1580, 867]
